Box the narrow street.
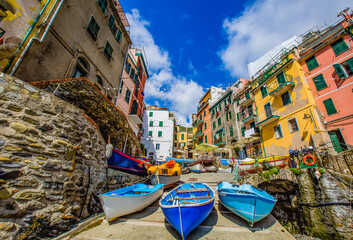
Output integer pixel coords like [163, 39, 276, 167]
[56, 173, 294, 240]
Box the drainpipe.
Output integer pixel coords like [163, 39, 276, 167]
[10, 0, 64, 76]
[253, 90, 266, 157]
[4, 0, 52, 73]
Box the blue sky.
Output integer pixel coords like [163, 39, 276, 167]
[121, 0, 351, 126]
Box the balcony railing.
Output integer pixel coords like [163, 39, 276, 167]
[214, 137, 225, 146]
[195, 131, 204, 139]
[244, 127, 260, 138]
[238, 95, 253, 107]
[240, 109, 257, 122]
[257, 107, 280, 127]
[193, 119, 204, 127]
[268, 74, 295, 97]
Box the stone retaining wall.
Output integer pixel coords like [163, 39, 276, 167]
[0, 74, 141, 239]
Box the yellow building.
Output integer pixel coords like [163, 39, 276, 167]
[173, 125, 188, 158]
[0, 0, 57, 72]
[252, 52, 330, 157]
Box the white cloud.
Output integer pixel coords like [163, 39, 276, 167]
[220, 0, 352, 78]
[126, 9, 204, 126]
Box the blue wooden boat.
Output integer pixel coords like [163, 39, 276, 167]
[217, 182, 276, 227]
[99, 183, 164, 221]
[107, 148, 151, 176]
[166, 157, 194, 164]
[160, 183, 215, 239]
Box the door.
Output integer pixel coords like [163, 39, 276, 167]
[328, 131, 343, 153]
[131, 100, 138, 114]
[264, 103, 272, 118]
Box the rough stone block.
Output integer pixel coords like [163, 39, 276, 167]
[23, 84, 38, 93]
[0, 139, 5, 146]
[44, 151, 59, 158]
[29, 144, 43, 148]
[46, 194, 63, 201]
[26, 137, 37, 143]
[43, 109, 57, 115]
[36, 156, 47, 161]
[12, 152, 32, 158]
[38, 124, 53, 132]
[42, 161, 61, 171]
[23, 116, 40, 125]
[15, 191, 44, 200]
[7, 105, 22, 112]
[0, 222, 15, 231]
[29, 128, 39, 135]
[0, 187, 13, 199]
[0, 157, 11, 162]
[9, 179, 38, 188]
[10, 122, 28, 133]
[24, 108, 39, 116]
[5, 145, 23, 151]
[33, 171, 52, 177]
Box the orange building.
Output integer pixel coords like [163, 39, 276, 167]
[297, 10, 353, 152]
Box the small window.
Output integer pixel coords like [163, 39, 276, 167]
[200, 115, 202, 120]
[230, 126, 233, 137]
[125, 62, 131, 74]
[245, 91, 250, 99]
[181, 134, 184, 140]
[116, 29, 122, 42]
[237, 113, 240, 121]
[312, 74, 328, 91]
[276, 71, 286, 85]
[305, 56, 319, 71]
[96, 75, 103, 86]
[288, 118, 299, 133]
[109, 16, 115, 30]
[205, 135, 208, 143]
[148, 131, 152, 136]
[107, 95, 112, 101]
[274, 125, 283, 139]
[323, 98, 337, 115]
[103, 41, 113, 62]
[241, 127, 246, 137]
[86, 17, 100, 41]
[159, 121, 163, 127]
[331, 38, 349, 56]
[72, 57, 89, 78]
[149, 121, 153, 127]
[261, 85, 268, 98]
[250, 121, 256, 129]
[333, 64, 348, 79]
[204, 111, 206, 117]
[226, 112, 229, 121]
[98, 0, 108, 14]
[130, 69, 135, 81]
[149, 112, 153, 117]
[158, 131, 162, 137]
[213, 122, 216, 129]
[125, 89, 131, 103]
[229, 111, 232, 120]
[204, 122, 207, 130]
[174, 143, 177, 147]
[281, 91, 291, 106]
[218, 118, 221, 126]
[156, 144, 160, 150]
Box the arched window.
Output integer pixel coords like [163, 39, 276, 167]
[72, 57, 89, 78]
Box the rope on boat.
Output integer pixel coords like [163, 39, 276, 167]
[178, 200, 185, 240]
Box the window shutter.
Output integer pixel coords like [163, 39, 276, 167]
[323, 98, 337, 115]
[229, 111, 232, 119]
[237, 113, 240, 121]
[312, 74, 328, 91]
[347, 57, 353, 71]
[333, 64, 348, 78]
[149, 121, 153, 126]
[159, 121, 163, 127]
[109, 16, 115, 30]
[331, 38, 349, 56]
[305, 56, 319, 71]
[226, 112, 229, 121]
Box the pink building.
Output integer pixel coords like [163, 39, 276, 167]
[298, 10, 353, 152]
[116, 47, 149, 137]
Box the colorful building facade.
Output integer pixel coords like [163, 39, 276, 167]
[251, 52, 331, 157]
[117, 47, 148, 137]
[297, 11, 353, 152]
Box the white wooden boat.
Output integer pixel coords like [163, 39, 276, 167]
[204, 165, 218, 172]
[99, 183, 164, 221]
[151, 174, 180, 188]
[188, 163, 203, 173]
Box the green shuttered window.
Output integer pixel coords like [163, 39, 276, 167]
[159, 121, 163, 127]
[213, 122, 216, 129]
[86, 17, 100, 41]
[158, 131, 162, 137]
[331, 38, 349, 56]
[323, 98, 337, 115]
[261, 85, 268, 98]
[333, 64, 348, 78]
[305, 56, 319, 71]
[312, 74, 328, 91]
[103, 41, 113, 62]
[125, 89, 130, 102]
[149, 112, 153, 117]
[218, 118, 221, 126]
[148, 131, 152, 136]
[149, 121, 153, 127]
[230, 126, 233, 137]
[98, 0, 107, 14]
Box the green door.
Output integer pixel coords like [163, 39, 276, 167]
[328, 131, 342, 153]
[276, 72, 286, 85]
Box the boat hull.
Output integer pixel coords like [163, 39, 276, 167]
[204, 165, 218, 172]
[99, 184, 163, 221]
[160, 183, 215, 239]
[188, 163, 202, 173]
[150, 174, 180, 188]
[238, 158, 287, 174]
[107, 148, 150, 176]
[217, 183, 276, 226]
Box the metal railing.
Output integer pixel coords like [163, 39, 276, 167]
[258, 107, 280, 123]
[240, 109, 257, 121]
[267, 74, 295, 95]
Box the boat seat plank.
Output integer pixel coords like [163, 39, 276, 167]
[169, 196, 212, 201]
[176, 188, 208, 193]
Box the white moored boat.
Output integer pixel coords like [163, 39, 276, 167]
[99, 183, 164, 221]
[151, 174, 181, 188]
[188, 163, 203, 173]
